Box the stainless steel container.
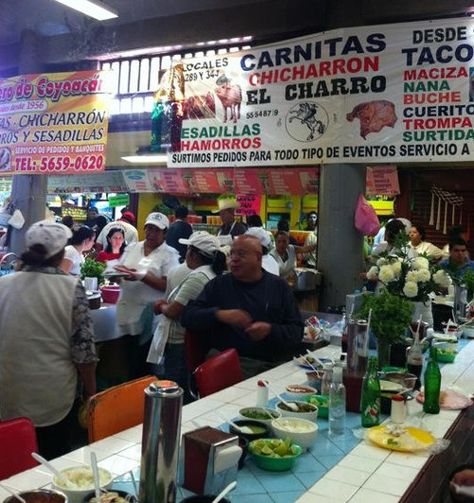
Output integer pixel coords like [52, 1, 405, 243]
[454, 285, 468, 323]
[139, 380, 183, 503]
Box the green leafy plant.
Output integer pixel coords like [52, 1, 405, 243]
[356, 289, 414, 344]
[80, 258, 106, 280]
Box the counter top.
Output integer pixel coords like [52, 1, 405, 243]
[2, 340, 473, 502]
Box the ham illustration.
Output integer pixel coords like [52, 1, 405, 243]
[346, 100, 397, 139]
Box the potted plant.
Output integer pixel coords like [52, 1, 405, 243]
[80, 258, 107, 288]
[357, 289, 414, 368]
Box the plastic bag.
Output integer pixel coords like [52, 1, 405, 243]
[354, 194, 380, 236]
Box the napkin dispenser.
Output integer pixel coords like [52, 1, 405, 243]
[183, 426, 241, 495]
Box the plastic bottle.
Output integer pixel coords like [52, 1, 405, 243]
[360, 356, 381, 427]
[320, 363, 333, 395]
[423, 346, 441, 414]
[406, 330, 424, 390]
[256, 379, 269, 407]
[328, 365, 346, 436]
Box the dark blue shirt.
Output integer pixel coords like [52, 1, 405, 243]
[181, 271, 304, 361]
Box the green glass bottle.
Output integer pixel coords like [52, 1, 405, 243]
[360, 356, 381, 427]
[423, 346, 441, 414]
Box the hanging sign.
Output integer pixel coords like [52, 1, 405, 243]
[47, 171, 127, 193]
[236, 194, 262, 216]
[154, 17, 474, 166]
[0, 70, 112, 175]
[366, 165, 400, 196]
[122, 167, 318, 195]
[108, 193, 130, 207]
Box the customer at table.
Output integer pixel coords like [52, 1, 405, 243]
[181, 235, 304, 377]
[442, 226, 469, 259]
[440, 238, 474, 280]
[269, 230, 317, 282]
[96, 227, 126, 268]
[166, 206, 193, 262]
[371, 218, 408, 257]
[0, 220, 97, 459]
[115, 212, 180, 378]
[408, 224, 443, 261]
[148, 231, 227, 402]
[61, 225, 96, 275]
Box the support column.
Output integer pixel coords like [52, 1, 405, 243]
[9, 30, 47, 256]
[318, 163, 366, 311]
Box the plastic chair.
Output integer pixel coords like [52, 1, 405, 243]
[193, 348, 243, 398]
[0, 417, 39, 479]
[87, 375, 157, 443]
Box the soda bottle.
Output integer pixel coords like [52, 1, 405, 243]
[329, 366, 346, 436]
[406, 330, 423, 390]
[360, 356, 381, 427]
[423, 346, 441, 414]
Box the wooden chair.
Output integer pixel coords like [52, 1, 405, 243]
[193, 348, 243, 398]
[0, 417, 39, 479]
[87, 375, 157, 443]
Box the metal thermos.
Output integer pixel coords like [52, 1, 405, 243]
[346, 320, 358, 374]
[139, 380, 183, 503]
[454, 285, 467, 323]
[355, 320, 369, 374]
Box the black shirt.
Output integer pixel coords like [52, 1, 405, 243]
[182, 271, 304, 361]
[166, 219, 193, 260]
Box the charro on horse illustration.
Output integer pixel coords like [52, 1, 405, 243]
[288, 103, 326, 140]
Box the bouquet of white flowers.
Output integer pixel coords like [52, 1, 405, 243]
[368, 232, 447, 302]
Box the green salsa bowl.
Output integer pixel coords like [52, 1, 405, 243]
[249, 438, 303, 471]
[304, 394, 329, 419]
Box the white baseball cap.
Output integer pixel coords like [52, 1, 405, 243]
[144, 212, 169, 230]
[25, 220, 72, 258]
[179, 231, 221, 257]
[246, 227, 272, 250]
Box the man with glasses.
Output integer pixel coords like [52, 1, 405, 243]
[182, 235, 304, 377]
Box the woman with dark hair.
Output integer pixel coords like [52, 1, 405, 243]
[148, 231, 226, 402]
[409, 224, 443, 260]
[62, 225, 96, 275]
[0, 220, 97, 459]
[269, 230, 316, 282]
[96, 227, 126, 263]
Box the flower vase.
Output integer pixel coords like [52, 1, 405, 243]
[376, 339, 391, 369]
[411, 300, 433, 327]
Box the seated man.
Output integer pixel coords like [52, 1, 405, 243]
[440, 238, 474, 280]
[181, 235, 304, 377]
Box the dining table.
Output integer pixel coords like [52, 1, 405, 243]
[1, 337, 473, 503]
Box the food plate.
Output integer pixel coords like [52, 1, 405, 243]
[367, 424, 435, 452]
[380, 380, 404, 393]
[416, 389, 473, 410]
[294, 356, 332, 370]
[432, 331, 458, 343]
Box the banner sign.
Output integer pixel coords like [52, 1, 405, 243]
[47, 171, 127, 194]
[156, 17, 474, 166]
[0, 70, 112, 175]
[366, 165, 400, 196]
[123, 167, 318, 194]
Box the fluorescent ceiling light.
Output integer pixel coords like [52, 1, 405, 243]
[121, 154, 168, 165]
[52, 0, 118, 21]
